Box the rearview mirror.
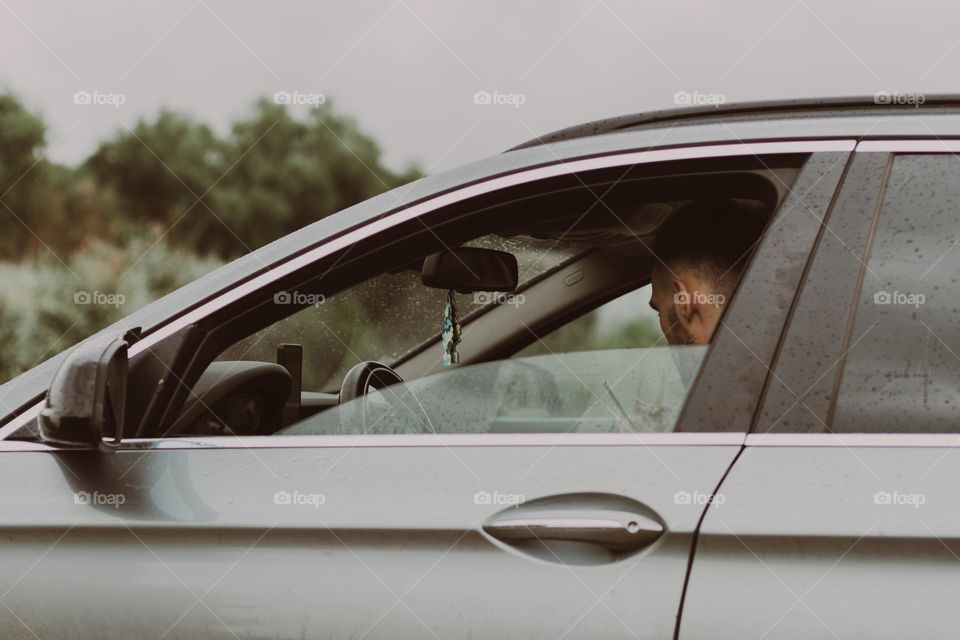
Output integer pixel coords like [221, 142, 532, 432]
[38, 331, 135, 451]
[421, 247, 518, 294]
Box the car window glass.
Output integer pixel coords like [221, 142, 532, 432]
[217, 235, 582, 392]
[282, 346, 707, 435]
[833, 154, 960, 433]
[514, 285, 662, 357]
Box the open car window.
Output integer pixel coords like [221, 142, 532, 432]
[282, 345, 707, 435]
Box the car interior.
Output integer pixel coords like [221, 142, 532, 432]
[139, 155, 805, 439]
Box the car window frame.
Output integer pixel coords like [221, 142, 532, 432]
[0, 139, 854, 443]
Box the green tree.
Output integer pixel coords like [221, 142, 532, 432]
[0, 239, 223, 381]
[0, 93, 124, 261]
[87, 99, 420, 258]
[85, 111, 223, 232]
[204, 99, 418, 257]
[0, 92, 51, 258]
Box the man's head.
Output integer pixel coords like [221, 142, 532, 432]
[649, 199, 766, 345]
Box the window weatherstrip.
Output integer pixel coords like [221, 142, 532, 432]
[746, 433, 960, 447]
[0, 432, 745, 452]
[857, 139, 960, 153]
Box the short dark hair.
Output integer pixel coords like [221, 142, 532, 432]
[651, 198, 767, 291]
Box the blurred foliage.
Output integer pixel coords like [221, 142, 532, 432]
[0, 239, 222, 382]
[86, 98, 419, 259]
[0, 90, 420, 383]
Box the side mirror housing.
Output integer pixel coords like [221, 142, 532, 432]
[38, 331, 135, 451]
[421, 247, 519, 294]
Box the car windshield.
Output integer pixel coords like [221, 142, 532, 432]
[217, 235, 583, 392]
[281, 345, 707, 435]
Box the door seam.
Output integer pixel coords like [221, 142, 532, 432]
[672, 442, 746, 640]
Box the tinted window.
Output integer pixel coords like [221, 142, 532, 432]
[834, 154, 960, 433]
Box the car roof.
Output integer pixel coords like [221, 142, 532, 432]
[510, 95, 960, 150]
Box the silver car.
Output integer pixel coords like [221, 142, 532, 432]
[2, 97, 959, 639]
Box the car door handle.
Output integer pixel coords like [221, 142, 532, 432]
[484, 508, 663, 552]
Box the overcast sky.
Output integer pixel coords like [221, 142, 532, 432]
[2, 0, 957, 174]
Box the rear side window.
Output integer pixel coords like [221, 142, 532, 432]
[833, 154, 960, 433]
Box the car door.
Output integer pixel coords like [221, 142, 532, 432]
[0, 140, 848, 640]
[681, 144, 960, 639]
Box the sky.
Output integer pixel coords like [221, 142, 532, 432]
[1, 0, 958, 174]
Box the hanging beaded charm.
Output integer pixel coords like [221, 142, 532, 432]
[441, 289, 461, 366]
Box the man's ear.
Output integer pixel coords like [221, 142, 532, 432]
[672, 278, 697, 328]
[673, 277, 718, 344]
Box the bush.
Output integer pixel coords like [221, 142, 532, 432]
[0, 238, 222, 381]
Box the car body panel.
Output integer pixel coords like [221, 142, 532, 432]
[680, 438, 960, 639]
[0, 437, 739, 639]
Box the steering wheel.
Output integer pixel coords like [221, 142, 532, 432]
[339, 361, 404, 404]
[338, 361, 407, 433]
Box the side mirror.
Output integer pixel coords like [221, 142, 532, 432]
[38, 331, 135, 451]
[421, 247, 519, 294]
